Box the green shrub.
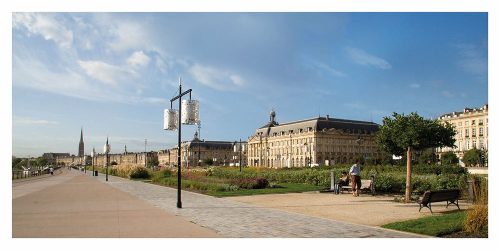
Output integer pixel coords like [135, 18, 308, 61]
[129, 167, 150, 179]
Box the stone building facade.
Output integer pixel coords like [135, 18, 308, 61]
[57, 152, 156, 167]
[436, 104, 488, 164]
[158, 133, 247, 168]
[247, 111, 383, 168]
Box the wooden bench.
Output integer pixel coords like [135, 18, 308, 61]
[340, 177, 376, 195]
[418, 189, 460, 213]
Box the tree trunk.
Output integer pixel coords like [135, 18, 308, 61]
[405, 146, 412, 202]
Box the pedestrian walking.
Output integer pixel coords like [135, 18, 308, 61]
[49, 167, 54, 175]
[349, 159, 362, 197]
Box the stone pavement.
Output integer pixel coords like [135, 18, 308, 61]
[91, 172, 425, 238]
[12, 170, 218, 238]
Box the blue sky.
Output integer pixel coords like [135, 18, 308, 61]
[12, 12, 488, 157]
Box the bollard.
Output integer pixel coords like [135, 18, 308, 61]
[330, 171, 335, 192]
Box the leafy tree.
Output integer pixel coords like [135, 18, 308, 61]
[35, 157, 48, 166]
[462, 148, 483, 167]
[418, 149, 436, 165]
[12, 157, 22, 168]
[441, 151, 459, 165]
[376, 112, 456, 202]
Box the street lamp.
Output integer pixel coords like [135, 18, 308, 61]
[163, 77, 199, 209]
[91, 147, 96, 176]
[145, 138, 147, 168]
[103, 137, 111, 182]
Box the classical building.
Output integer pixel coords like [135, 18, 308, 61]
[436, 104, 488, 164]
[42, 152, 70, 164]
[78, 128, 84, 157]
[158, 132, 247, 168]
[247, 111, 383, 168]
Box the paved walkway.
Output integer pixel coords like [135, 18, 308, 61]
[89, 172, 424, 238]
[12, 170, 218, 238]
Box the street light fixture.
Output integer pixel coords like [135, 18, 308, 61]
[163, 77, 199, 209]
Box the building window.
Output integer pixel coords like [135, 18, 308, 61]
[472, 120, 476, 125]
[472, 140, 477, 149]
[465, 129, 469, 137]
[479, 119, 483, 125]
[465, 121, 469, 126]
[472, 128, 476, 137]
[479, 140, 484, 149]
[479, 127, 483, 136]
[466, 141, 470, 150]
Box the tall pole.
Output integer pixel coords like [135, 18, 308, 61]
[239, 138, 242, 172]
[145, 139, 147, 168]
[177, 81, 182, 208]
[105, 137, 109, 182]
[168, 77, 193, 209]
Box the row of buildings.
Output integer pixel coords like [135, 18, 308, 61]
[53, 104, 488, 168]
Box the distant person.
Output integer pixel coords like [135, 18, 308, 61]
[335, 171, 349, 194]
[349, 160, 362, 197]
[49, 167, 54, 175]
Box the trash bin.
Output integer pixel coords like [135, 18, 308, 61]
[94, 171, 98, 176]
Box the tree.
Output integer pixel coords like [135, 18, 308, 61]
[12, 157, 22, 168]
[35, 157, 48, 166]
[441, 151, 459, 165]
[376, 112, 456, 202]
[418, 149, 437, 165]
[462, 148, 483, 167]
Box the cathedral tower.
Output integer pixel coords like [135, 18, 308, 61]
[78, 128, 84, 157]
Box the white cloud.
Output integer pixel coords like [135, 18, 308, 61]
[454, 44, 487, 76]
[345, 47, 392, 70]
[189, 63, 245, 91]
[409, 83, 421, 88]
[108, 20, 151, 51]
[78, 60, 125, 85]
[14, 116, 58, 125]
[311, 61, 346, 77]
[127, 51, 151, 67]
[13, 13, 73, 49]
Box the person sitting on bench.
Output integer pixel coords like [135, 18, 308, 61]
[338, 171, 349, 186]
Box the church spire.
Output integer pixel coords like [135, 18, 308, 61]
[78, 127, 84, 157]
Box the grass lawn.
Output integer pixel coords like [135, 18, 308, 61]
[208, 183, 323, 197]
[382, 211, 466, 237]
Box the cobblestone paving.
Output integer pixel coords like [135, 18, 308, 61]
[91, 172, 423, 238]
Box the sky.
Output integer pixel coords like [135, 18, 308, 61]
[11, 12, 488, 157]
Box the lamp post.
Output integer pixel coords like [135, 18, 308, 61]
[103, 137, 110, 182]
[91, 147, 95, 176]
[197, 121, 201, 167]
[145, 138, 147, 168]
[163, 77, 199, 209]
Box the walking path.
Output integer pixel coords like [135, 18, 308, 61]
[90, 172, 425, 238]
[12, 170, 218, 238]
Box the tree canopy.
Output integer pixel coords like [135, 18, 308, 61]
[376, 112, 456, 155]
